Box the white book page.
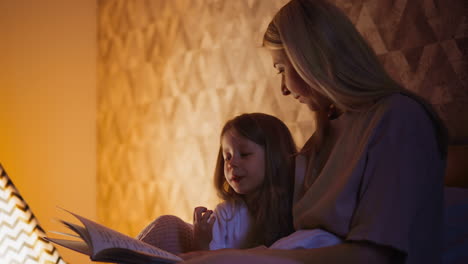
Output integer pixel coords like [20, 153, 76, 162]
[60, 219, 93, 245]
[49, 230, 81, 239]
[44, 237, 92, 256]
[71, 212, 182, 262]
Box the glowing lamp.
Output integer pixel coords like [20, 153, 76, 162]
[0, 164, 66, 264]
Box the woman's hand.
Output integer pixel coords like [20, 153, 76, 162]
[179, 249, 220, 261]
[192, 206, 216, 250]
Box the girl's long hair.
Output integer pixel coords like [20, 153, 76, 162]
[213, 113, 296, 247]
[263, 0, 447, 160]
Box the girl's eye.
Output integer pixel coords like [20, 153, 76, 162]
[223, 154, 231, 161]
[276, 69, 284, 75]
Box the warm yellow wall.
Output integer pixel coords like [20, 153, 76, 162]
[0, 1, 96, 263]
[97, 0, 310, 237]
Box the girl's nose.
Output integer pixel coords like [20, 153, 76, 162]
[281, 76, 290, 96]
[227, 156, 239, 169]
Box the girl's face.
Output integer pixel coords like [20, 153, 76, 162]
[269, 49, 330, 111]
[221, 128, 266, 195]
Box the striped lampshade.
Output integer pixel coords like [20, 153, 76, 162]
[0, 164, 66, 264]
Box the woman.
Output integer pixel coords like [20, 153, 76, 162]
[183, 0, 447, 263]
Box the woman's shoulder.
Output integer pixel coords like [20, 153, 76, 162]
[334, 93, 426, 130]
[384, 93, 427, 115]
[376, 92, 434, 127]
[370, 92, 441, 145]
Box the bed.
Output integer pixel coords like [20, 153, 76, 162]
[443, 144, 468, 264]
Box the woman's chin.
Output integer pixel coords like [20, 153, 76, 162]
[306, 103, 319, 111]
[298, 98, 316, 108]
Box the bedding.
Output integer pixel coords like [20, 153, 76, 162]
[443, 187, 468, 264]
[269, 229, 342, 250]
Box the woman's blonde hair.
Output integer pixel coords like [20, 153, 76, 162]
[263, 0, 447, 157]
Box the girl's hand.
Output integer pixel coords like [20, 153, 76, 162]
[193, 206, 216, 250]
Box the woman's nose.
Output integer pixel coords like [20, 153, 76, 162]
[281, 76, 290, 96]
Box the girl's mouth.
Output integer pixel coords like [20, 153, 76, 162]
[231, 175, 244, 183]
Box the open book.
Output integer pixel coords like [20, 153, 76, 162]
[44, 210, 182, 264]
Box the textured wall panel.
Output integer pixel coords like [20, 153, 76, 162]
[97, 0, 302, 236]
[98, 0, 467, 236]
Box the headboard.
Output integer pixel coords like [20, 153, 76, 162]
[444, 144, 468, 189]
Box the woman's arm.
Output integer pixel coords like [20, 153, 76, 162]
[259, 241, 402, 264]
[182, 241, 403, 264]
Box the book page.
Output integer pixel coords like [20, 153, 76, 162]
[49, 230, 81, 239]
[43, 237, 92, 256]
[71, 212, 182, 262]
[60, 219, 92, 245]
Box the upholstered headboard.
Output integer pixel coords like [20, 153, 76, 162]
[443, 144, 468, 263]
[445, 145, 468, 188]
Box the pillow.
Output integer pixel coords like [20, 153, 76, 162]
[443, 187, 468, 264]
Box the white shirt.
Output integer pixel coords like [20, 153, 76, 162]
[209, 200, 251, 250]
[209, 200, 342, 250]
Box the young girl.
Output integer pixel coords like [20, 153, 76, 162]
[193, 112, 297, 250]
[138, 112, 341, 253]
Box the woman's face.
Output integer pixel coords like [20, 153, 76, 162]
[269, 49, 330, 111]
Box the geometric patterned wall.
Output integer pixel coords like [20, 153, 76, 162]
[97, 0, 298, 236]
[336, 0, 468, 143]
[0, 164, 66, 264]
[97, 0, 468, 237]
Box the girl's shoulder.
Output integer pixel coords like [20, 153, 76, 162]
[214, 200, 247, 221]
